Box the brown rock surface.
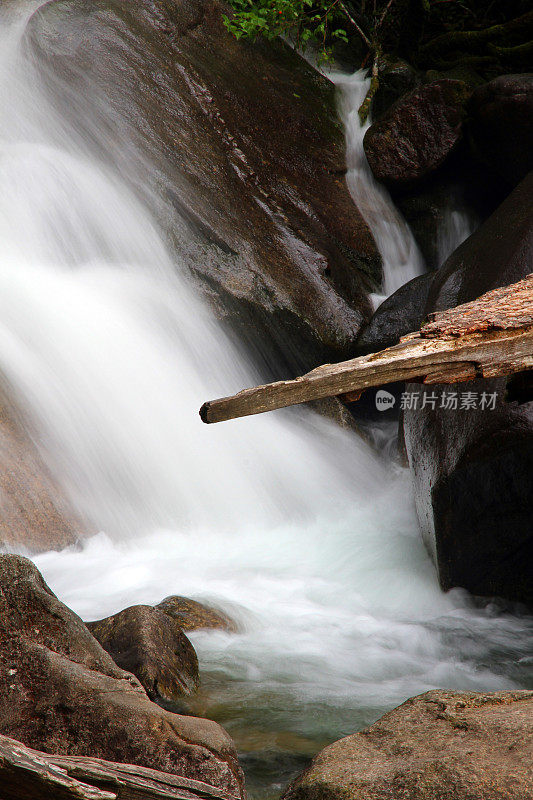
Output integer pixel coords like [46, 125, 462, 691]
[0, 733, 236, 800]
[0, 555, 244, 798]
[364, 80, 471, 187]
[0, 384, 80, 552]
[157, 596, 237, 633]
[283, 690, 533, 799]
[87, 605, 199, 703]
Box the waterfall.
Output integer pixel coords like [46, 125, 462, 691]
[0, 5, 530, 798]
[332, 71, 424, 303]
[0, 2, 387, 540]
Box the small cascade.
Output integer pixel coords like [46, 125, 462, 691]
[332, 71, 424, 302]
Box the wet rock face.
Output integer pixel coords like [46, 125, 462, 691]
[371, 56, 419, 120]
[403, 172, 533, 605]
[0, 555, 244, 797]
[355, 272, 433, 355]
[468, 74, 533, 188]
[282, 689, 533, 799]
[157, 595, 237, 632]
[87, 604, 199, 702]
[26, 0, 380, 375]
[0, 386, 81, 552]
[364, 79, 471, 188]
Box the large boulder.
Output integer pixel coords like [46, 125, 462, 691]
[282, 689, 533, 799]
[26, 0, 380, 374]
[364, 79, 471, 188]
[0, 385, 81, 552]
[0, 555, 244, 797]
[468, 74, 533, 188]
[403, 171, 533, 604]
[87, 605, 199, 703]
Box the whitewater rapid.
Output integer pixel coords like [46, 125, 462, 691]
[1, 3, 531, 797]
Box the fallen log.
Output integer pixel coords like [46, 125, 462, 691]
[200, 275, 533, 424]
[0, 734, 236, 800]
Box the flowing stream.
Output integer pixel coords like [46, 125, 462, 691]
[1, 4, 532, 799]
[332, 71, 424, 303]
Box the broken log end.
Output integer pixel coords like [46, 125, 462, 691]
[199, 277, 533, 424]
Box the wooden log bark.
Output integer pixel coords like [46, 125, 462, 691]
[0, 735, 236, 800]
[200, 276, 533, 424]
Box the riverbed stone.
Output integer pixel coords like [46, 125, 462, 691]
[403, 171, 533, 604]
[87, 604, 199, 702]
[26, 0, 381, 375]
[364, 79, 471, 187]
[0, 554, 244, 797]
[282, 689, 533, 799]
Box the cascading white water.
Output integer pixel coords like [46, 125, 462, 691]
[1, 5, 531, 798]
[436, 206, 476, 266]
[332, 71, 424, 302]
[0, 3, 385, 540]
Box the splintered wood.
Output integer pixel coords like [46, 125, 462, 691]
[422, 274, 533, 337]
[200, 276, 533, 424]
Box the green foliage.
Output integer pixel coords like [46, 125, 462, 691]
[224, 0, 532, 72]
[223, 0, 350, 60]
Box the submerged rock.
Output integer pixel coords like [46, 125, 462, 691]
[468, 74, 533, 188]
[403, 171, 533, 604]
[282, 689, 533, 799]
[364, 79, 471, 187]
[87, 604, 199, 702]
[157, 595, 238, 633]
[0, 384, 81, 552]
[0, 555, 244, 797]
[26, 0, 381, 374]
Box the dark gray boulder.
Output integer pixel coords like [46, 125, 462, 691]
[87, 605, 199, 703]
[364, 79, 472, 188]
[371, 56, 419, 120]
[403, 171, 533, 604]
[355, 273, 434, 355]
